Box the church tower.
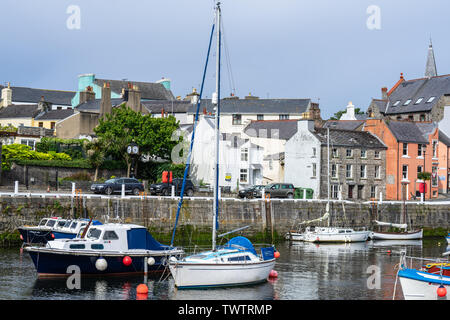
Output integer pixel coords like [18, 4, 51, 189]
[425, 39, 437, 78]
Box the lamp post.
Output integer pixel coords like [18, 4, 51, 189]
[127, 142, 139, 178]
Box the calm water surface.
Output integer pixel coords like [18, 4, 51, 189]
[0, 239, 448, 300]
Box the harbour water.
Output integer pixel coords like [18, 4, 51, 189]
[0, 239, 447, 300]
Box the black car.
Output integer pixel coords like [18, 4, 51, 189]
[149, 178, 195, 196]
[91, 178, 144, 195]
[238, 185, 265, 199]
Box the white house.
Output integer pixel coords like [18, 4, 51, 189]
[186, 115, 264, 191]
[284, 120, 322, 196]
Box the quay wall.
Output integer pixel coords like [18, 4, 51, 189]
[0, 196, 449, 238]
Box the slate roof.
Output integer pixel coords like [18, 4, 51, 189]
[34, 108, 74, 121]
[0, 104, 39, 118]
[0, 86, 75, 106]
[142, 100, 191, 114]
[439, 130, 450, 147]
[385, 74, 450, 115]
[75, 98, 125, 113]
[244, 120, 298, 140]
[188, 98, 311, 115]
[386, 121, 431, 144]
[313, 128, 387, 149]
[371, 99, 388, 113]
[323, 120, 365, 131]
[94, 79, 175, 101]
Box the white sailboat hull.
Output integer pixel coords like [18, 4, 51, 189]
[285, 232, 304, 241]
[169, 259, 276, 289]
[399, 270, 449, 300]
[303, 230, 370, 243]
[371, 229, 423, 240]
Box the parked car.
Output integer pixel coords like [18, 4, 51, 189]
[149, 178, 195, 196]
[91, 178, 144, 195]
[238, 185, 265, 199]
[264, 183, 295, 199]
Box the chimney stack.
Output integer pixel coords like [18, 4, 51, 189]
[381, 87, 388, 100]
[79, 86, 96, 104]
[38, 96, 51, 113]
[100, 82, 112, 118]
[126, 85, 142, 113]
[1, 82, 12, 107]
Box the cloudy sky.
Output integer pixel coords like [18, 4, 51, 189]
[1, 0, 449, 118]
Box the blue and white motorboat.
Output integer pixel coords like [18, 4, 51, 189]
[446, 233, 450, 245]
[18, 217, 102, 244]
[25, 223, 184, 277]
[396, 250, 449, 300]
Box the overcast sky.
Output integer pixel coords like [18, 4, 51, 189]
[1, 0, 449, 119]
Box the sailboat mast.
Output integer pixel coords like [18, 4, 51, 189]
[212, 1, 221, 252]
[327, 127, 331, 227]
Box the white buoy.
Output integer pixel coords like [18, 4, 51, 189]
[147, 257, 155, 266]
[95, 258, 108, 271]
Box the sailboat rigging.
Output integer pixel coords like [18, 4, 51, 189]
[168, 2, 277, 289]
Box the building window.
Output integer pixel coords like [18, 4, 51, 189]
[240, 169, 248, 183]
[257, 114, 264, 121]
[408, 115, 414, 121]
[232, 114, 242, 125]
[357, 185, 364, 199]
[50, 122, 56, 129]
[374, 150, 380, 159]
[331, 164, 338, 178]
[426, 97, 436, 103]
[38, 122, 43, 127]
[402, 165, 408, 180]
[241, 148, 248, 161]
[402, 143, 408, 156]
[415, 98, 424, 104]
[360, 165, 366, 178]
[332, 148, 338, 158]
[396, 116, 402, 120]
[361, 149, 367, 158]
[432, 140, 438, 158]
[312, 163, 317, 177]
[346, 165, 352, 179]
[346, 149, 353, 157]
[374, 165, 380, 179]
[432, 166, 438, 187]
[370, 186, 377, 199]
[312, 147, 316, 157]
[418, 144, 424, 157]
[403, 99, 412, 106]
[420, 114, 426, 121]
[331, 185, 339, 199]
[417, 165, 423, 179]
[393, 100, 401, 107]
[279, 114, 289, 120]
[21, 139, 35, 150]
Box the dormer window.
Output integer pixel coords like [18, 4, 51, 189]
[415, 97, 424, 104]
[403, 99, 412, 106]
[426, 97, 436, 103]
[393, 100, 401, 107]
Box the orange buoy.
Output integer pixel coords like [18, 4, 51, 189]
[274, 251, 280, 259]
[123, 256, 132, 266]
[136, 283, 149, 294]
[437, 285, 447, 298]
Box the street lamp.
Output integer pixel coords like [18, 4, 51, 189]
[127, 142, 139, 178]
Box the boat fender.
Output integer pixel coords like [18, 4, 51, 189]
[437, 285, 447, 298]
[169, 256, 177, 263]
[274, 251, 280, 259]
[136, 284, 149, 294]
[95, 257, 108, 271]
[269, 270, 278, 278]
[123, 256, 132, 266]
[147, 257, 155, 266]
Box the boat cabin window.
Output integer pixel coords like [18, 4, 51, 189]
[70, 222, 78, 229]
[38, 219, 48, 227]
[228, 256, 251, 262]
[46, 220, 56, 228]
[91, 244, 104, 250]
[346, 230, 352, 233]
[189, 254, 208, 259]
[86, 228, 102, 240]
[103, 231, 119, 240]
[70, 244, 85, 249]
[63, 220, 72, 228]
[57, 220, 66, 228]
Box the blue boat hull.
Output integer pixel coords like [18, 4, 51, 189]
[18, 228, 54, 244]
[27, 250, 174, 277]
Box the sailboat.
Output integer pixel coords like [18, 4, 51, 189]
[168, 2, 277, 289]
[370, 190, 423, 240]
[286, 128, 370, 243]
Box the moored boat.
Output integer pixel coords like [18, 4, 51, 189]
[25, 223, 183, 277]
[302, 226, 370, 243]
[370, 228, 423, 241]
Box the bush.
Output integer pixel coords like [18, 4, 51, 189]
[13, 159, 92, 169]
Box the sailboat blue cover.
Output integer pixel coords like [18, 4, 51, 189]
[224, 236, 257, 255]
[127, 228, 171, 250]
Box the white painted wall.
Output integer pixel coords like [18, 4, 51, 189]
[284, 120, 321, 196]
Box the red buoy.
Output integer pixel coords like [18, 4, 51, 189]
[274, 251, 280, 259]
[437, 285, 447, 298]
[269, 270, 278, 278]
[51, 233, 55, 239]
[136, 284, 149, 294]
[123, 256, 132, 266]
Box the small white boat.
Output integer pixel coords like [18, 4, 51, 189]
[302, 226, 370, 243]
[371, 228, 423, 241]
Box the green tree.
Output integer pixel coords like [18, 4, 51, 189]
[84, 138, 107, 181]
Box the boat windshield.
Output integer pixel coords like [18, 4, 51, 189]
[38, 219, 48, 227]
[46, 220, 56, 228]
[86, 228, 102, 240]
[63, 220, 72, 228]
[70, 221, 78, 229]
[56, 220, 66, 228]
